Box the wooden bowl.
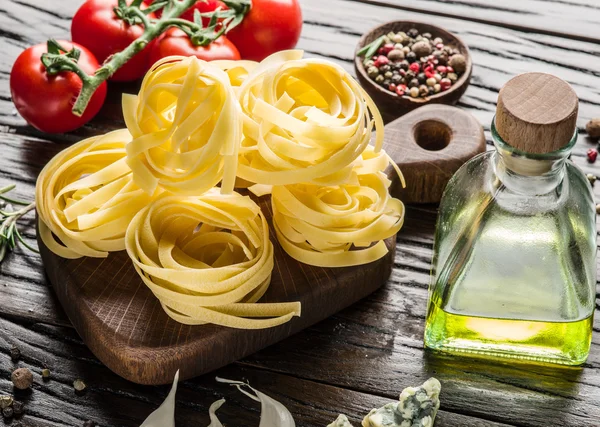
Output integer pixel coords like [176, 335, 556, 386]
[355, 21, 472, 123]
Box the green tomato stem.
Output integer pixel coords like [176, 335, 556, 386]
[72, 0, 198, 116]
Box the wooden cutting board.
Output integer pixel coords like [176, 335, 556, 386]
[39, 105, 484, 385]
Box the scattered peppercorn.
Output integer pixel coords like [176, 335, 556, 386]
[586, 118, 600, 140]
[42, 368, 51, 381]
[83, 420, 97, 427]
[0, 395, 13, 409]
[10, 346, 21, 362]
[2, 407, 13, 419]
[587, 173, 596, 185]
[74, 378, 87, 393]
[12, 401, 24, 416]
[587, 148, 598, 163]
[11, 368, 33, 390]
[359, 28, 467, 98]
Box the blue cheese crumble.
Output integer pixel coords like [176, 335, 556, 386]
[328, 414, 354, 427]
[361, 378, 441, 427]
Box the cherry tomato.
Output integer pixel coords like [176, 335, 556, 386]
[149, 28, 240, 66]
[71, 0, 156, 82]
[181, 0, 229, 27]
[10, 41, 107, 133]
[144, 0, 228, 27]
[226, 0, 302, 61]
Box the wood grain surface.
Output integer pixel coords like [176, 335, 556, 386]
[38, 202, 395, 385]
[1, 0, 600, 426]
[384, 104, 485, 203]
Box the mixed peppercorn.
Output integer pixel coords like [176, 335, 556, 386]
[358, 28, 467, 98]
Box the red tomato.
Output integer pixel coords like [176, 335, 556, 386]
[181, 0, 228, 27]
[144, 0, 228, 27]
[226, 0, 302, 61]
[71, 0, 156, 82]
[10, 41, 107, 133]
[149, 28, 240, 66]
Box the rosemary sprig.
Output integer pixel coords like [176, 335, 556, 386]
[0, 185, 37, 263]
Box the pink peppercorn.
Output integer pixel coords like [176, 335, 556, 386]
[436, 65, 447, 74]
[440, 78, 452, 91]
[446, 66, 454, 73]
[374, 55, 389, 67]
[396, 87, 405, 96]
[587, 148, 598, 163]
[409, 62, 420, 73]
[436, 43, 444, 50]
[389, 83, 397, 92]
[381, 43, 395, 55]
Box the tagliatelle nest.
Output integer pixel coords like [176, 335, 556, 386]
[122, 56, 242, 196]
[36, 129, 156, 259]
[271, 147, 405, 267]
[236, 50, 384, 187]
[124, 189, 301, 328]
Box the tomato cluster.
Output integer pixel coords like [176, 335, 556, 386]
[10, 0, 302, 133]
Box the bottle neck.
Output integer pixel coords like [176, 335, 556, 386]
[491, 118, 576, 195]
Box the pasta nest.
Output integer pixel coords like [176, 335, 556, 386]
[36, 129, 156, 259]
[211, 59, 258, 89]
[124, 189, 301, 328]
[236, 50, 384, 187]
[123, 56, 242, 196]
[271, 147, 405, 267]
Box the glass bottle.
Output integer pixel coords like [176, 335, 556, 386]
[424, 73, 596, 365]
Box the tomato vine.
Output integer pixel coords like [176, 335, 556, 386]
[42, 0, 251, 117]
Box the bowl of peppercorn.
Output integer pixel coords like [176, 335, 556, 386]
[355, 21, 472, 123]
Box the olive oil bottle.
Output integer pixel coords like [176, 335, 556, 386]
[424, 73, 596, 365]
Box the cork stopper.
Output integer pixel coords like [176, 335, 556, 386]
[496, 73, 578, 154]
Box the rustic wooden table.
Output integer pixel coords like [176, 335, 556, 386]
[1, 0, 600, 426]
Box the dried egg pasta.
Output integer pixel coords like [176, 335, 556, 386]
[122, 56, 242, 196]
[236, 50, 384, 187]
[212, 59, 258, 88]
[271, 147, 405, 267]
[36, 129, 156, 259]
[124, 189, 301, 328]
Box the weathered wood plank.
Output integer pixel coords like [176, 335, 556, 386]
[0, 315, 515, 426]
[349, 0, 600, 44]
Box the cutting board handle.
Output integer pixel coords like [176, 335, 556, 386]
[382, 104, 486, 204]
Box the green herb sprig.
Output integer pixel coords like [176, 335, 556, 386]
[0, 185, 37, 263]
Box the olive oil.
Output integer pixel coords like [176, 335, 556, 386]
[424, 74, 597, 365]
[425, 300, 593, 365]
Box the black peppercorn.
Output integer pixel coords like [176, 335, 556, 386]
[433, 51, 446, 65]
[399, 60, 409, 70]
[409, 78, 419, 88]
[2, 407, 13, 419]
[391, 74, 402, 84]
[12, 401, 24, 416]
[379, 64, 391, 73]
[405, 52, 417, 63]
[10, 346, 20, 362]
[417, 73, 426, 84]
[407, 28, 419, 38]
[382, 79, 391, 87]
[428, 87, 435, 95]
[405, 70, 415, 79]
